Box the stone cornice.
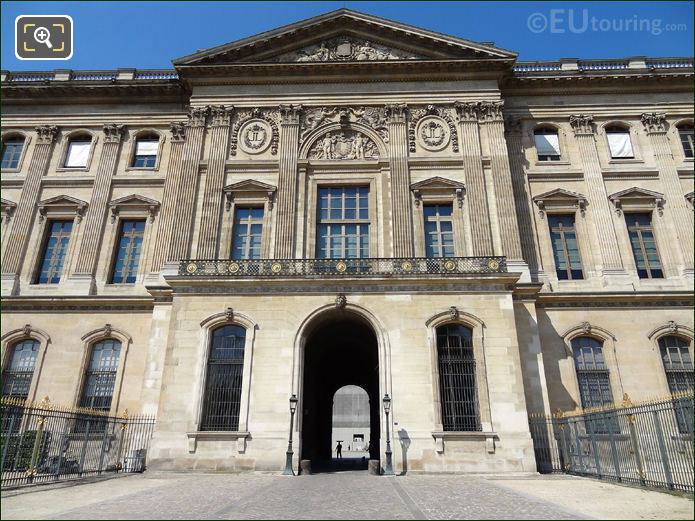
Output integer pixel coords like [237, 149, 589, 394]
[536, 291, 694, 308]
[0, 296, 155, 312]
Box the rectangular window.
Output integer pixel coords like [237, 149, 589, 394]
[316, 186, 369, 259]
[1, 140, 24, 169]
[424, 204, 455, 258]
[64, 140, 91, 168]
[625, 213, 662, 279]
[572, 337, 617, 434]
[36, 220, 73, 284]
[534, 130, 561, 161]
[132, 139, 158, 168]
[548, 215, 583, 280]
[606, 131, 634, 158]
[111, 220, 145, 284]
[231, 207, 264, 260]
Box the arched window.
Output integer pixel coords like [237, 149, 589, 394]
[436, 324, 480, 431]
[131, 133, 159, 168]
[79, 339, 121, 411]
[677, 123, 694, 159]
[2, 339, 39, 399]
[533, 127, 561, 161]
[572, 336, 614, 409]
[200, 325, 246, 431]
[64, 134, 92, 168]
[605, 125, 634, 158]
[1, 135, 25, 170]
[659, 335, 693, 394]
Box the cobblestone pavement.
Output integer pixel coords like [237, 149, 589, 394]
[1, 471, 692, 520]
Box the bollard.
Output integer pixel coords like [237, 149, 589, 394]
[300, 459, 312, 475]
[368, 459, 380, 475]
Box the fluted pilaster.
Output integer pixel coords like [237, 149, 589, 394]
[455, 102, 493, 255]
[74, 124, 125, 275]
[2, 126, 59, 275]
[150, 122, 186, 272]
[273, 104, 302, 258]
[480, 102, 523, 261]
[386, 103, 414, 257]
[570, 114, 624, 272]
[166, 106, 209, 262]
[641, 113, 694, 270]
[196, 106, 234, 258]
[505, 117, 541, 272]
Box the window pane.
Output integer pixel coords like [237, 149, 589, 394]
[625, 213, 662, 278]
[65, 140, 91, 167]
[1, 339, 39, 399]
[316, 187, 369, 258]
[1, 140, 24, 169]
[534, 131, 561, 157]
[36, 220, 73, 284]
[679, 126, 694, 158]
[79, 339, 121, 412]
[111, 220, 145, 284]
[231, 207, 264, 260]
[548, 214, 582, 280]
[424, 204, 455, 258]
[606, 131, 634, 158]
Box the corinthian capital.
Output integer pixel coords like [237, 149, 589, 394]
[569, 114, 595, 135]
[170, 122, 186, 142]
[640, 112, 667, 134]
[454, 102, 479, 122]
[477, 101, 504, 123]
[209, 105, 234, 127]
[35, 125, 59, 144]
[279, 104, 303, 124]
[385, 103, 408, 123]
[188, 106, 210, 127]
[103, 124, 126, 143]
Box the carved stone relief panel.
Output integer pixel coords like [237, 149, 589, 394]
[230, 108, 279, 157]
[300, 106, 389, 145]
[238, 119, 272, 155]
[271, 37, 423, 62]
[409, 105, 459, 153]
[307, 130, 379, 160]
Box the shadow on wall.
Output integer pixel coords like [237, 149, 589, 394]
[536, 309, 579, 412]
[398, 428, 410, 476]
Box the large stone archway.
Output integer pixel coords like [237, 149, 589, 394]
[298, 308, 381, 469]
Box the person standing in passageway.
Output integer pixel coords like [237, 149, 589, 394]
[335, 441, 343, 459]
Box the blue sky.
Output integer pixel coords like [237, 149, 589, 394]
[1, 1, 693, 70]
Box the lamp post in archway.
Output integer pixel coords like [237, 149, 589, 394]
[282, 394, 298, 475]
[382, 393, 394, 475]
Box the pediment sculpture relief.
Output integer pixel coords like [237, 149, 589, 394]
[273, 37, 421, 63]
[301, 106, 389, 144]
[308, 130, 379, 160]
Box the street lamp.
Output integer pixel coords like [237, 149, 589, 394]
[282, 394, 299, 475]
[382, 393, 394, 475]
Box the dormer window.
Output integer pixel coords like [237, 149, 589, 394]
[132, 134, 159, 168]
[677, 123, 693, 159]
[533, 127, 561, 161]
[605, 125, 634, 158]
[64, 135, 92, 168]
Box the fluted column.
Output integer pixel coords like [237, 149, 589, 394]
[196, 105, 233, 258]
[642, 113, 694, 271]
[480, 102, 523, 261]
[74, 124, 126, 276]
[2, 125, 59, 275]
[505, 117, 542, 273]
[166, 106, 209, 262]
[570, 114, 624, 273]
[455, 102, 493, 255]
[150, 122, 186, 272]
[386, 104, 414, 257]
[274, 104, 302, 259]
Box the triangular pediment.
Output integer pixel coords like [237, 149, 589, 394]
[411, 176, 465, 191]
[533, 188, 587, 204]
[223, 179, 277, 194]
[1, 198, 17, 210]
[608, 187, 664, 202]
[174, 9, 516, 66]
[108, 194, 161, 208]
[37, 195, 88, 210]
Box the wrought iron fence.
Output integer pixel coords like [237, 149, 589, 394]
[1, 397, 155, 489]
[529, 391, 694, 492]
[179, 256, 507, 278]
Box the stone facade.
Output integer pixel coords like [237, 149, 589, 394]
[1, 9, 693, 475]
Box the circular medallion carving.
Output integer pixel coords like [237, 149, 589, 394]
[416, 116, 450, 152]
[186, 262, 197, 274]
[335, 261, 347, 273]
[271, 262, 282, 274]
[444, 260, 457, 271]
[228, 262, 240, 274]
[401, 261, 412, 272]
[488, 259, 500, 270]
[239, 119, 271, 154]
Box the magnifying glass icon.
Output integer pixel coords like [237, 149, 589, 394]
[33, 26, 53, 49]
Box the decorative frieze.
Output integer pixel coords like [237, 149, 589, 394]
[640, 112, 667, 134]
[300, 106, 389, 145]
[569, 114, 595, 135]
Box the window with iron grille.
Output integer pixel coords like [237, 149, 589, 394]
[317, 186, 369, 259]
[110, 220, 145, 284]
[678, 124, 694, 159]
[35, 220, 73, 284]
[231, 207, 263, 260]
[659, 335, 694, 434]
[533, 127, 561, 161]
[436, 324, 481, 431]
[200, 325, 246, 431]
[132, 135, 159, 168]
[1, 339, 39, 434]
[548, 214, 583, 280]
[424, 204, 455, 258]
[79, 339, 121, 412]
[572, 336, 617, 433]
[1, 138, 24, 169]
[625, 213, 663, 279]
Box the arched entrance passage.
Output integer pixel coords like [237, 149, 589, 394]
[300, 310, 380, 470]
